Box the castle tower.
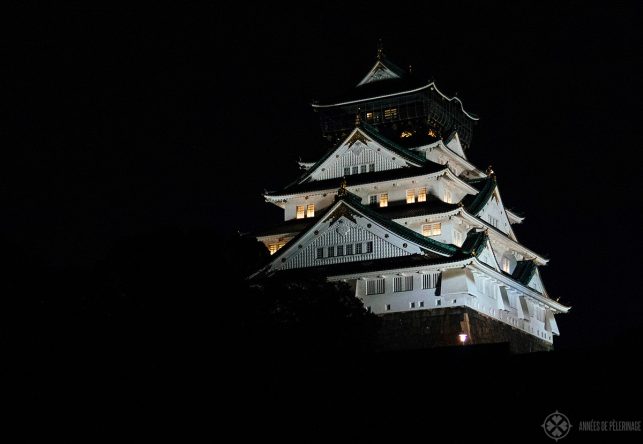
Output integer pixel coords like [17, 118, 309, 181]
[253, 47, 569, 352]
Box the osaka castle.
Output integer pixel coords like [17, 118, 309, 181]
[253, 46, 570, 352]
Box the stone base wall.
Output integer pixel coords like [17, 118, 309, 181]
[375, 307, 553, 353]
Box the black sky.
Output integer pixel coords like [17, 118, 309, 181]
[5, 2, 642, 350]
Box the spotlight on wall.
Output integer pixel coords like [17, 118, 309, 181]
[458, 333, 468, 345]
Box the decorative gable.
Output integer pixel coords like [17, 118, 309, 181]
[476, 238, 501, 272]
[476, 185, 516, 239]
[259, 198, 450, 275]
[527, 268, 546, 294]
[357, 61, 401, 86]
[306, 128, 422, 182]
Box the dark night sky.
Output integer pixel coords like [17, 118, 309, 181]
[5, 2, 642, 350]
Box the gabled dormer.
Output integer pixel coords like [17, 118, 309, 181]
[295, 124, 430, 184]
[462, 173, 516, 240]
[461, 230, 501, 272]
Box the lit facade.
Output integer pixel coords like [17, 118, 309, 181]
[254, 47, 569, 351]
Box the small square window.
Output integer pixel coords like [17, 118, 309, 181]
[385, 304, 391, 311]
[436, 299, 442, 306]
[410, 302, 415, 308]
[419, 301, 425, 308]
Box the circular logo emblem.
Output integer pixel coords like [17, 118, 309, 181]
[542, 411, 572, 441]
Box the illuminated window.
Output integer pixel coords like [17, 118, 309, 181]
[369, 163, 375, 172]
[379, 193, 388, 208]
[418, 188, 427, 202]
[296, 205, 305, 219]
[316, 248, 324, 259]
[337, 245, 344, 256]
[406, 189, 415, 204]
[366, 278, 385, 295]
[360, 165, 366, 174]
[366, 112, 373, 121]
[306, 204, 315, 218]
[444, 190, 452, 204]
[422, 223, 442, 236]
[355, 243, 362, 254]
[352, 166, 358, 175]
[401, 131, 413, 138]
[268, 242, 286, 255]
[502, 257, 511, 273]
[369, 195, 378, 205]
[346, 244, 353, 255]
[366, 241, 373, 253]
[384, 108, 398, 120]
[427, 129, 437, 138]
[344, 167, 350, 176]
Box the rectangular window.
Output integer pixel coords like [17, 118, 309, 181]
[418, 187, 427, 202]
[316, 248, 324, 259]
[352, 166, 359, 175]
[328, 246, 335, 257]
[410, 302, 415, 309]
[346, 244, 353, 255]
[360, 165, 367, 174]
[369, 195, 378, 205]
[366, 112, 373, 121]
[337, 245, 344, 256]
[422, 223, 442, 236]
[419, 301, 425, 308]
[355, 243, 363, 254]
[385, 304, 391, 311]
[384, 108, 398, 120]
[436, 299, 442, 306]
[379, 193, 388, 208]
[406, 189, 415, 204]
[444, 190, 453, 204]
[422, 273, 439, 289]
[296, 205, 305, 219]
[366, 241, 373, 253]
[366, 278, 385, 295]
[344, 167, 351, 176]
[394, 276, 413, 292]
[306, 204, 315, 218]
[369, 163, 375, 172]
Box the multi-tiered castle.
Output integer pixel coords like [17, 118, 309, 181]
[253, 46, 569, 352]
